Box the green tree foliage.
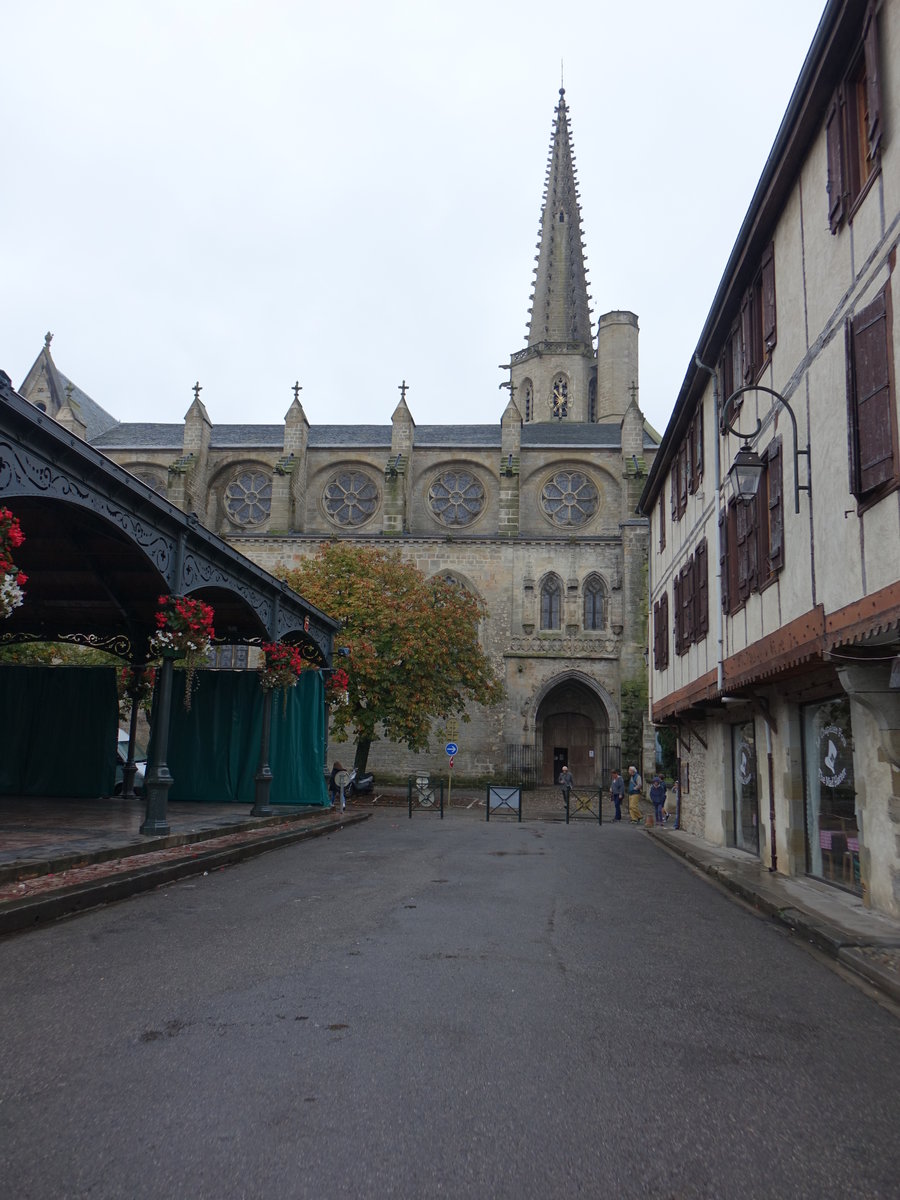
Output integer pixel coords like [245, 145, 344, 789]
[282, 543, 503, 770]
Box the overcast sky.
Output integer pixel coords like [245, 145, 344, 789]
[4, 0, 826, 437]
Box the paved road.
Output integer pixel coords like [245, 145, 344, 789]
[2, 811, 898, 1199]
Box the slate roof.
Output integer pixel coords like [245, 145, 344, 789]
[522, 422, 657, 450]
[58, 375, 120, 443]
[414, 425, 501, 447]
[92, 423, 184, 450]
[308, 426, 393, 447]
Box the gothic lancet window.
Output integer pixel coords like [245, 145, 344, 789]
[522, 379, 533, 423]
[583, 575, 606, 630]
[540, 575, 562, 630]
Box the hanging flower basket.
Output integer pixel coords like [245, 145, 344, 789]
[149, 595, 215, 710]
[118, 665, 157, 718]
[325, 667, 350, 707]
[259, 641, 305, 711]
[0, 507, 27, 621]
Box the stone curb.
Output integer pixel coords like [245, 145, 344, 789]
[0, 807, 332, 887]
[0, 812, 369, 939]
[649, 828, 900, 1006]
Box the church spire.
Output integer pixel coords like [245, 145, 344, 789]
[527, 88, 593, 350]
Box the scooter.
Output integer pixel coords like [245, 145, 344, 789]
[347, 766, 374, 796]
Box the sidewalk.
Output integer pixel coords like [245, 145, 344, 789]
[650, 823, 900, 1006]
[0, 796, 368, 938]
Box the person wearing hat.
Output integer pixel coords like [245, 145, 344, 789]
[649, 774, 668, 825]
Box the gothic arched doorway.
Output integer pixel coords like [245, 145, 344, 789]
[535, 676, 611, 786]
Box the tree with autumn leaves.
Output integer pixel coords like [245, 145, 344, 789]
[282, 543, 503, 773]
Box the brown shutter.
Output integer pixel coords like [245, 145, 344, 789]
[826, 91, 846, 234]
[719, 509, 730, 614]
[653, 599, 661, 670]
[661, 591, 669, 669]
[682, 561, 694, 647]
[694, 403, 704, 486]
[696, 539, 709, 637]
[761, 243, 776, 353]
[851, 290, 894, 494]
[673, 571, 683, 656]
[747, 493, 759, 593]
[863, 2, 883, 159]
[687, 419, 696, 495]
[670, 467, 677, 520]
[767, 439, 784, 571]
[736, 500, 751, 600]
[658, 492, 666, 551]
[678, 443, 688, 515]
[741, 291, 754, 382]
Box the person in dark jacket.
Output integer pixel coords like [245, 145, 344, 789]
[610, 769, 625, 821]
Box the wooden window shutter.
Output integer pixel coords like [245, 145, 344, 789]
[761, 243, 777, 353]
[850, 290, 894, 494]
[863, 2, 883, 159]
[682, 560, 695, 647]
[673, 571, 683, 656]
[736, 500, 751, 600]
[670, 467, 677, 520]
[719, 510, 730, 614]
[694, 405, 704, 487]
[826, 92, 846, 234]
[687, 419, 696, 495]
[747, 494, 760, 593]
[696, 539, 709, 637]
[741, 292, 754, 383]
[767, 439, 784, 572]
[678, 443, 688, 515]
[658, 492, 666, 551]
[653, 599, 661, 670]
[660, 591, 669, 669]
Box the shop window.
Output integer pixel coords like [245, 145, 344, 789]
[732, 722, 759, 856]
[826, 3, 883, 233]
[846, 286, 898, 507]
[653, 592, 669, 671]
[803, 697, 861, 895]
[540, 575, 562, 630]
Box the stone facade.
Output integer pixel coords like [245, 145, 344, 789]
[18, 89, 657, 786]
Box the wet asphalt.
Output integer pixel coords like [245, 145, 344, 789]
[1, 809, 898, 1199]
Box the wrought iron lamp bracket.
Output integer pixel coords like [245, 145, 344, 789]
[721, 384, 809, 514]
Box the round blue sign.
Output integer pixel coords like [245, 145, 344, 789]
[445, 742, 458, 756]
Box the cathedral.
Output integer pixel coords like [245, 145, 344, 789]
[18, 89, 658, 786]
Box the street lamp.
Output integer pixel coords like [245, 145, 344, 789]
[727, 443, 766, 502]
[720, 384, 810, 513]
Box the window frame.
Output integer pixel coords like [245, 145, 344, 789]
[540, 575, 562, 631]
[846, 283, 899, 509]
[582, 575, 606, 632]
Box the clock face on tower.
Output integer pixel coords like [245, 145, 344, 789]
[551, 378, 568, 419]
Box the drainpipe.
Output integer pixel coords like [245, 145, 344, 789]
[694, 357, 724, 693]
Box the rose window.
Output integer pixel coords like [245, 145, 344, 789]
[428, 471, 485, 526]
[224, 470, 272, 527]
[323, 470, 379, 526]
[540, 471, 598, 527]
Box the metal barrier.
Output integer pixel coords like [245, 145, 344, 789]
[486, 785, 522, 822]
[564, 787, 603, 825]
[408, 775, 444, 819]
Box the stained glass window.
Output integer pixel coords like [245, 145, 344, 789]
[323, 470, 379, 526]
[428, 471, 485, 526]
[540, 471, 598, 527]
[225, 470, 272, 527]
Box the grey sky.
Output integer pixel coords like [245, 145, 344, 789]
[3, 0, 826, 436]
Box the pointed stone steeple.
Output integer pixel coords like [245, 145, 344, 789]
[527, 88, 593, 350]
[509, 89, 597, 424]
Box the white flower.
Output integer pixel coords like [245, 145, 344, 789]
[0, 573, 24, 620]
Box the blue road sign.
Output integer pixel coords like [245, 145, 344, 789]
[445, 742, 458, 756]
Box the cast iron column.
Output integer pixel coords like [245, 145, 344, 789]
[122, 664, 145, 799]
[141, 655, 174, 835]
[252, 594, 280, 816]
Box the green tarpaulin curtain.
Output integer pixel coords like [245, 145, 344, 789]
[0, 666, 119, 797]
[154, 669, 328, 805]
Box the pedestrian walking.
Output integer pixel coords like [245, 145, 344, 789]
[650, 774, 667, 825]
[328, 761, 345, 809]
[627, 765, 644, 824]
[610, 768, 625, 821]
[558, 765, 573, 804]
